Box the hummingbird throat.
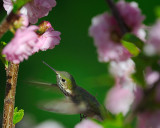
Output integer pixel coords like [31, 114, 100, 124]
[57, 74, 73, 96]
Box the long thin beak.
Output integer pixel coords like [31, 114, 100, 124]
[42, 61, 57, 74]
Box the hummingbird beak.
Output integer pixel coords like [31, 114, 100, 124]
[42, 61, 57, 75]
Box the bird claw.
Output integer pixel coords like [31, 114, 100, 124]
[80, 114, 87, 121]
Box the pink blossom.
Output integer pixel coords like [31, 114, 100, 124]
[75, 119, 102, 128]
[89, 13, 131, 62]
[24, 0, 56, 24]
[2, 26, 39, 64]
[147, 21, 160, 54]
[145, 67, 159, 86]
[109, 59, 135, 78]
[3, 0, 56, 24]
[3, 0, 12, 14]
[105, 78, 135, 115]
[33, 22, 61, 53]
[89, 1, 144, 62]
[106, 59, 136, 115]
[2, 21, 61, 64]
[34, 120, 64, 128]
[138, 111, 160, 128]
[116, 1, 145, 31]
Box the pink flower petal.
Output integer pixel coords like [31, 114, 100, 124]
[3, 0, 57, 24]
[2, 25, 39, 64]
[33, 27, 61, 53]
[75, 119, 102, 128]
[147, 21, 160, 53]
[105, 81, 135, 115]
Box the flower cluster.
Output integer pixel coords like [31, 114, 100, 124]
[89, 0, 160, 127]
[89, 1, 145, 62]
[105, 59, 136, 115]
[2, 0, 61, 64]
[2, 21, 61, 64]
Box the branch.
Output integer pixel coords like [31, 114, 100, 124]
[106, 0, 130, 35]
[2, 63, 19, 128]
[0, 12, 19, 39]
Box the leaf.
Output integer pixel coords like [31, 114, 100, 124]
[121, 33, 144, 50]
[0, 41, 8, 68]
[155, 6, 160, 18]
[12, 0, 31, 13]
[102, 113, 134, 128]
[13, 107, 24, 125]
[122, 40, 140, 56]
[102, 113, 124, 128]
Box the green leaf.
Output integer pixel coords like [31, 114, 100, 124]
[102, 113, 135, 128]
[12, 0, 31, 13]
[0, 41, 8, 68]
[155, 6, 160, 18]
[13, 107, 24, 125]
[102, 114, 125, 128]
[121, 33, 144, 50]
[121, 40, 140, 56]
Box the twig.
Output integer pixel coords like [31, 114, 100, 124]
[0, 12, 19, 39]
[106, 0, 130, 35]
[2, 63, 19, 128]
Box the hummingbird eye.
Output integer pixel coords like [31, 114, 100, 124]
[62, 79, 66, 82]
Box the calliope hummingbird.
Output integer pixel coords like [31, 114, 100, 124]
[30, 61, 107, 121]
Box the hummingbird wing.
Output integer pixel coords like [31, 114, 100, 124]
[39, 98, 86, 115]
[26, 81, 58, 87]
[25, 81, 59, 90]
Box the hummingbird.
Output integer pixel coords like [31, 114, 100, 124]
[31, 61, 107, 121]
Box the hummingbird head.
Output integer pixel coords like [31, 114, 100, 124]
[56, 71, 77, 94]
[43, 61, 76, 95]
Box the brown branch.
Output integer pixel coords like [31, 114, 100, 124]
[0, 12, 19, 39]
[106, 0, 130, 35]
[2, 62, 19, 128]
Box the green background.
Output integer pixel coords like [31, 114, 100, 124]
[0, 0, 159, 127]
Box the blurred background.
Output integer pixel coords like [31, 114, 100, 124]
[0, 0, 159, 127]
